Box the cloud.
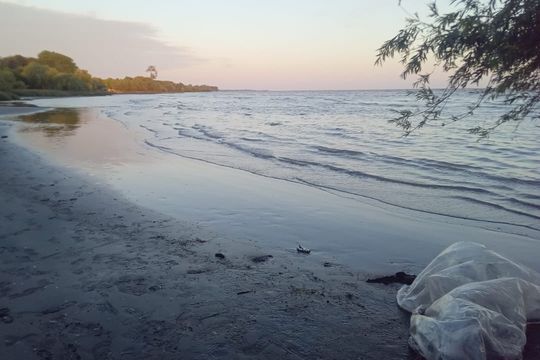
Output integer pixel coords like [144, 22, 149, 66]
[0, 2, 200, 78]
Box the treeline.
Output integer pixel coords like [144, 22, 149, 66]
[103, 77, 217, 93]
[0, 51, 106, 99]
[0, 50, 217, 100]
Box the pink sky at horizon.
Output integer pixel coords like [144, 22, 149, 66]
[0, 1, 453, 90]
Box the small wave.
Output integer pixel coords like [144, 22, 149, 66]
[222, 141, 274, 159]
[468, 156, 514, 169]
[276, 153, 504, 196]
[192, 124, 225, 140]
[522, 193, 540, 201]
[503, 197, 540, 211]
[303, 160, 501, 196]
[239, 137, 265, 142]
[294, 178, 540, 232]
[276, 156, 498, 195]
[177, 128, 206, 140]
[144, 140, 175, 154]
[139, 125, 159, 135]
[449, 196, 540, 221]
[313, 145, 366, 157]
[349, 153, 539, 188]
[278, 157, 313, 167]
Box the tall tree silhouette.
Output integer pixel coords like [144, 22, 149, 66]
[146, 65, 158, 80]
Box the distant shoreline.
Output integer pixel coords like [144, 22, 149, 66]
[107, 89, 218, 95]
[0, 88, 219, 102]
[0, 50, 218, 101]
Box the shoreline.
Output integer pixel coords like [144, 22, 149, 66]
[8, 102, 540, 275]
[2, 105, 540, 359]
[0, 119, 415, 358]
[0, 104, 51, 117]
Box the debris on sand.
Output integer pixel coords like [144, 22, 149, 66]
[237, 290, 253, 295]
[187, 268, 208, 275]
[251, 255, 273, 263]
[296, 245, 311, 254]
[0, 307, 13, 323]
[366, 272, 416, 285]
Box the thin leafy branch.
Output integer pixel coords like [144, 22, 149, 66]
[376, 0, 540, 137]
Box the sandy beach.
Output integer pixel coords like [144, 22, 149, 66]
[0, 106, 414, 359]
[2, 1, 539, 358]
[1, 104, 539, 359]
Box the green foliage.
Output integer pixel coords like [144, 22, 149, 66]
[103, 76, 218, 93]
[37, 50, 77, 73]
[90, 78, 107, 92]
[21, 62, 57, 89]
[376, 0, 540, 137]
[0, 51, 107, 94]
[0, 55, 32, 71]
[0, 50, 217, 97]
[53, 73, 88, 91]
[0, 68, 18, 91]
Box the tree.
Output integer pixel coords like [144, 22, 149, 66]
[0, 68, 17, 91]
[146, 65, 158, 80]
[90, 77, 107, 91]
[376, 0, 540, 137]
[52, 73, 88, 91]
[74, 69, 92, 84]
[21, 62, 57, 89]
[37, 50, 77, 73]
[0, 55, 32, 71]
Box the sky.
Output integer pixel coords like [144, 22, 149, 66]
[0, 1, 451, 90]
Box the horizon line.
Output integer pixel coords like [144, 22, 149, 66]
[218, 88, 483, 92]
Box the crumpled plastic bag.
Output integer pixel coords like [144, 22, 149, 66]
[397, 242, 540, 360]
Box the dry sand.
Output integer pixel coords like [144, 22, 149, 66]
[1, 106, 538, 359]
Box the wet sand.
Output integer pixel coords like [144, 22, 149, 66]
[0, 119, 415, 359]
[0, 105, 48, 117]
[1, 107, 539, 359]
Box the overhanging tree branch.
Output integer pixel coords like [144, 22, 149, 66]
[376, 0, 540, 137]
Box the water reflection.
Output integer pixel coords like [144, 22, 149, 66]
[17, 108, 82, 137]
[14, 107, 144, 167]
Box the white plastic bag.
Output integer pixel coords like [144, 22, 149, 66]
[397, 242, 540, 360]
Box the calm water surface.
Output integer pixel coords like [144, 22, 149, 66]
[27, 91, 540, 234]
[14, 91, 540, 272]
